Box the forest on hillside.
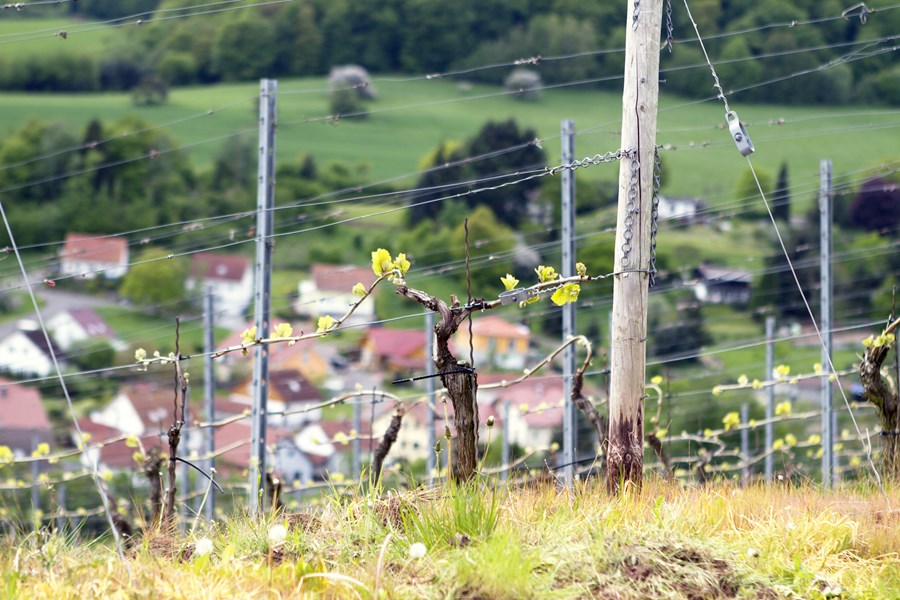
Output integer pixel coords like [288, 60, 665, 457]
[1, 0, 897, 105]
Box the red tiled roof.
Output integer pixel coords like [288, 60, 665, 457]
[469, 315, 530, 339]
[0, 377, 51, 430]
[122, 382, 182, 435]
[269, 369, 322, 403]
[363, 327, 425, 360]
[61, 233, 128, 264]
[496, 380, 566, 428]
[190, 252, 250, 282]
[77, 418, 164, 469]
[214, 421, 294, 469]
[67, 308, 114, 338]
[310, 264, 372, 293]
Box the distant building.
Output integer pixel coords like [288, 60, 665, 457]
[59, 233, 129, 279]
[657, 196, 707, 224]
[216, 321, 334, 386]
[0, 324, 66, 377]
[90, 382, 177, 438]
[693, 264, 752, 305]
[295, 264, 375, 326]
[359, 327, 427, 375]
[0, 377, 52, 456]
[185, 253, 253, 318]
[454, 315, 530, 371]
[231, 368, 323, 427]
[47, 307, 116, 351]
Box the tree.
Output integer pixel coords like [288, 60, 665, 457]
[465, 119, 546, 228]
[407, 140, 467, 223]
[448, 205, 516, 292]
[734, 165, 773, 218]
[120, 249, 188, 309]
[67, 339, 116, 372]
[772, 162, 791, 222]
[648, 292, 711, 361]
[212, 14, 276, 81]
[850, 176, 900, 233]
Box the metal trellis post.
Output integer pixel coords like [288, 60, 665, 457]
[819, 159, 834, 488]
[765, 316, 775, 483]
[740, 403, 750, 486]
[561, 119, 577, 487]
[203, 287, 216, 521]
[249, 78, 277, 514]
[502, 399, 511, 482]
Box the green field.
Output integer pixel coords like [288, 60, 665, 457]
[0, 17, 118, 56]
[1, 75, 897, 204]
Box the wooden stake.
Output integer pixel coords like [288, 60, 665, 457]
[607, 0, 664, 492]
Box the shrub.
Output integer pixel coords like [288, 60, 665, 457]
[328, 64, 377, 100]
[504, 68, 542, 101]
[327, 65, 376, 119]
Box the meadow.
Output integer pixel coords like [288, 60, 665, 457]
[2, 479, 898, 599]
[0, 66, 897, 204]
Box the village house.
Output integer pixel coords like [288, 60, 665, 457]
[499, 379, 566, 451]
[359, 327, 428, 375]
[0, 323, 66, 377]
[75, 418, 151, 471]
[295, 264, 375, 326]
[89, 381, 180, 438]
[59, 233, 129, 279]
[47, 307, 116, 351]
[231, 368, 323, 428]
[657, 195, 707, 225]
[454, 315, 530, 371]
[0, 377, 53, 457]
[185, 252, 253, 319]
[318, 418, 374, 474]
[210, 420, 334, 483]
[693, 264, 752, 305]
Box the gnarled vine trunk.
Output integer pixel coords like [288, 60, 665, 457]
[396, 283, 479, 481]
[859, 319, 900, 479]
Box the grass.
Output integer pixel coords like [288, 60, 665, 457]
[94, 306, 229, 356]
[2, 479, 899, 598]
[1, 65, 897, 202]
[0, 18, 118, 57]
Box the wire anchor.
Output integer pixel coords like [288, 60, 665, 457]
[726, 111, 755, 156]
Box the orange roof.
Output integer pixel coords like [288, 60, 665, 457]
[470, 315, 530, 339]
[310, 264, 372, 292]
[362, 327, 425, 360]
[0, 377, 51, 430]
[61, 233, 128, 264]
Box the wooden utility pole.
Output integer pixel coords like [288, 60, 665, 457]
[607, 0, 663, 492]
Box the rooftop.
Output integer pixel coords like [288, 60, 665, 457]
[61, 233, 128, 264]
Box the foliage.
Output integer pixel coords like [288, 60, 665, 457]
[648, 291, 711, 361]
[449, 206, 517, 292]
[504, 68, 543, 101]
[1, 1, 897, 105]
[850, 176, 900, 233]
[119, 248, 188, 308]
[772, 161, 790, 222]
[734, 165, 773, 217]
[66, 338, 116, 372]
